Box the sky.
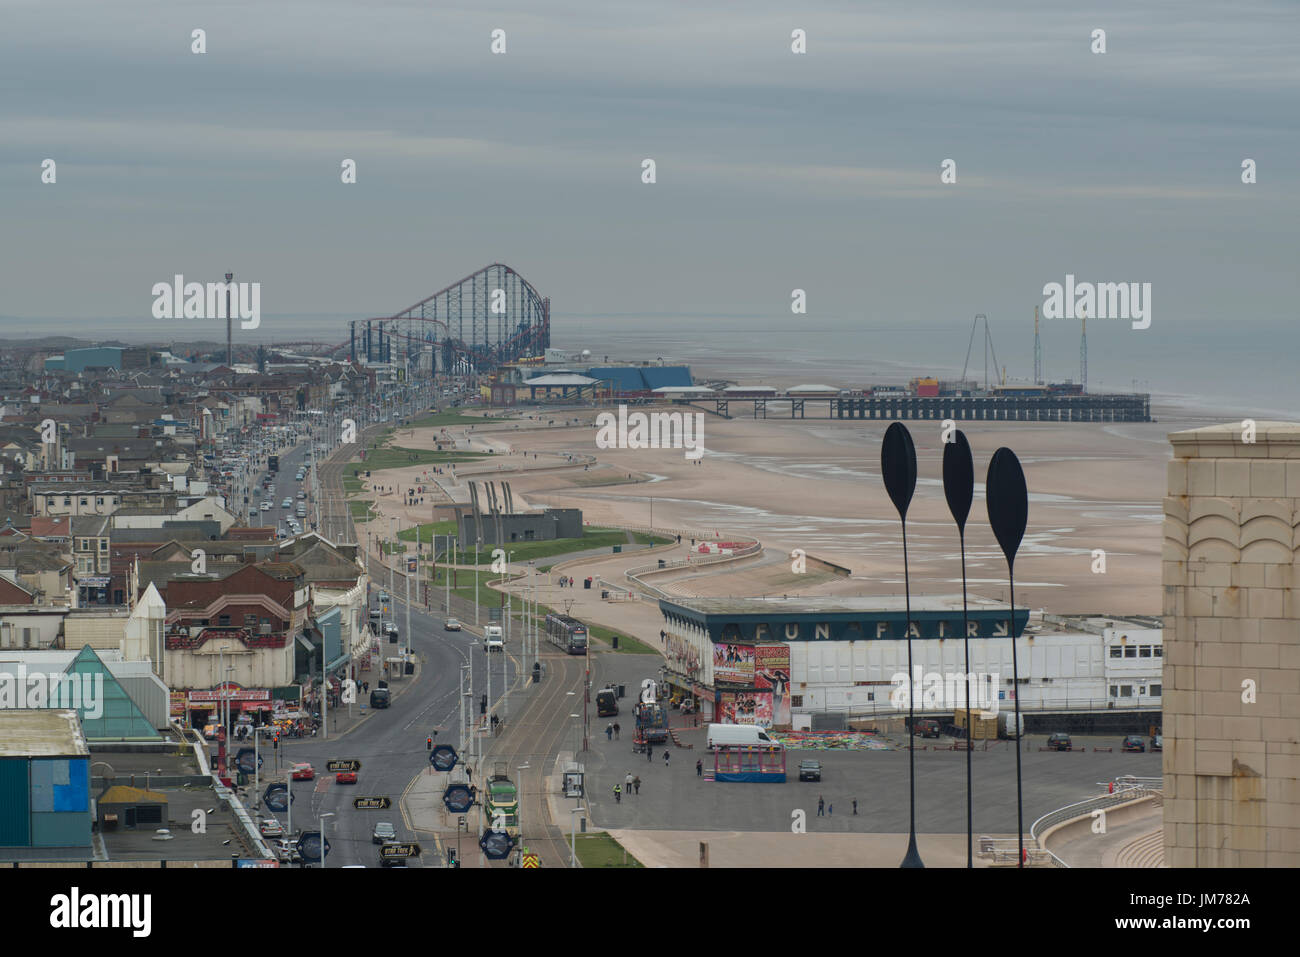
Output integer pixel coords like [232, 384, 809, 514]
[0, 0, 1297, 340]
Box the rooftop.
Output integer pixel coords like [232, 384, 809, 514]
[0, 709, 88, 758]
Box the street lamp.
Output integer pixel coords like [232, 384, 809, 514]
[569, 806, 586, 868]
[319, 811, 334, 869]
[569, 711, 580, 758]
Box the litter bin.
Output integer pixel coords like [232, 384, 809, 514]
[613, 545, 622, 554]
[658, 559, 666, 569]
[584, 577, 592, 589]
[617, 684, 625, 698]
[404, 661, 415, 675]
[612, 635, 619, 650]
[532, 662, 542, 683]
[601, 590, 609, 599]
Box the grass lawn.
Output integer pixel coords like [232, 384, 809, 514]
[357, 445, 488, 471]
[348, 499, 375, 521]
[397, 521, 459, 545]
[572, 832, 643, 868]
[586, 623, 657, 655]
[342, 475, 363, 495]
[403, 411, 509, 428]
[450, 528, 668, 566]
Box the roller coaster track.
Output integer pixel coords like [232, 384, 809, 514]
[348, 263, 550, 374]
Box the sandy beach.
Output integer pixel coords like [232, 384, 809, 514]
[353, 403, 1232, 617]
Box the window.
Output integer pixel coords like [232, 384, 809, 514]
[64, 497, 71, 506]
[790, 695, 803, 708]
[245, 614, 257, 627]
[1153, 647, 1162, 657]
[218, 615, 231, 626]
[99, 540, 108, 552]
[1109, 646, 1122, 657]
[1124, 646, 1137, 658]
[1150, 684, 1162, 697]
[1119, 685, 1133, 697]
[1139, 646, 1151, 657]
[1109, 684, 1118, 697]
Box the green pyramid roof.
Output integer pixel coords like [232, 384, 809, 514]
[63, 645, 160, 740]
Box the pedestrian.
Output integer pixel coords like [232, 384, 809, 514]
[828, 803, 833, 816]
[817, 796, 825, 817]
[852, 799, 858, 815]
[663, 750, 670, 767]
[606, 724, 613, 741]
[646, 744, 653, 762]
[696, 759, 703, 777]
[613, 722, 620, 740]
[625, 771, 634, 794]
[613, 783, 621, 804]
[633, 776, 641, 795]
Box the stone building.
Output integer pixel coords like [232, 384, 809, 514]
[1163, 422, 1300, 867]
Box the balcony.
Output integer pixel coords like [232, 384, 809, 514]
[165, 625, 289, 651]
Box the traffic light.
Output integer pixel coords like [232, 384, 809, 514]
[480, 693, 487, 715]
[273, 733, 280, 749]
[426, 736, 433, 750]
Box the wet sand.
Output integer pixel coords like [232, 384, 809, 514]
[361, 405, 1229, 616]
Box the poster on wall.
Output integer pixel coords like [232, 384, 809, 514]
[755, 645, 791, 728]
[713, 643, 754, 685]
[718, 691, 772, 726]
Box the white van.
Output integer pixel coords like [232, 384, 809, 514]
[706, 723, 782, 750]
[483, 625, 503, 652]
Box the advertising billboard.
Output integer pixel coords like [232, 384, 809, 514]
[713, 643, 754, 685]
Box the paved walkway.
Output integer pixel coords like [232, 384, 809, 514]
[609, 830, 1011, 867]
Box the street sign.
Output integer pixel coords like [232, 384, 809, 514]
[326, 759, 362, 772]
[480, 829, 516, 861]
[235, 747, 263, 774]
[522, 852, 540, 869]
[441, 783, 475, 814]
[353, 796, 392, 810]
[296, 830, 331, 863]
[430, 744, 458, 772]
[379, 842, 421, 859]
[407, 558, 417, 573]
[263, 783, 294, 811]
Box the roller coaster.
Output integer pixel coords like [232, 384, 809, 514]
[348, 263, 549, 376]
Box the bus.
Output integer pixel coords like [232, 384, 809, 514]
[544, 614, 588, 655]
[267, 454, 279, 472]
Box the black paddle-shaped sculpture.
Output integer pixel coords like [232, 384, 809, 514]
[881, 422, 923, 868]
[941, 430, 975, 868]
[986, 447, 1029, 868]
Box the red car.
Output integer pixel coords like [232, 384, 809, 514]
[291, 762, 315, 781]
[336, 771, 357, 785]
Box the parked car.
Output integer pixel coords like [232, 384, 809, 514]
[372, 822, 397, 844]
[1150, 734, 1163, 752]
[444, 617, 461, 631]
[915, 719, 941, 739]
[798, 759, 822, 782]
[291, 762, 315, 781]
[261, 502, 271, 511]
[336, 770, 357, 785]
[1121, 735, 1146, 753]
[1046, 733, 1072, 751]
